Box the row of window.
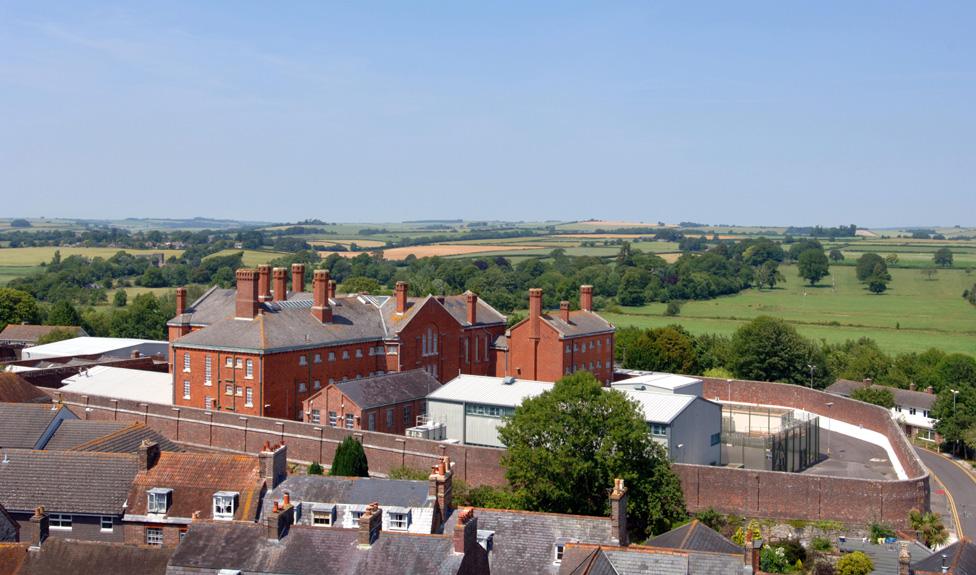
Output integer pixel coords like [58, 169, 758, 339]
[463, 335, 491, 364]
[148, 489, 236, 520]
[466, 403, 515, 419]
[564, 337, 613, 354]
[564, 360, 606, 375]
[310, 507, 410, 530]
[422, 328, 440, 357]
[183, 353, 253, 381]
[894, 405, 930, 418]
[47, 514, 113, 532]
[183, 381, 254, 407]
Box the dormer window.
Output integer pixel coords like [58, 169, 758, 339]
[147, 488, 172, 514]
[311, 504, 335, 526]
[388, 510, 411, 531]
[213, 491, 238, 520]
[554, 543, 565, 563]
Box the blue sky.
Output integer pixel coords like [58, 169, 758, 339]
[1, 2, 973, 226]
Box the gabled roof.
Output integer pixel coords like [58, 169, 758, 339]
[540, 311, 615, 338]
[0, 325, 86, 344]
[260, 475, 434, 520]
[0, 449, 138, 515]
[13, 537, 173, 575]
[168, 521, 477, 575]
[326, 369, 441, 410]
[645, 520, 742, 555]
[0, 404, 65, 449]
[166, 286, 236, 327]
[124, 452, 263, 521]
[914, 538, 976, 574]
[828, 379, 937, 411]
[0, 374, 49, 404]
[441, 292, 507, 327]
[559, 543, 745, 575]
[44, 421, 182, 453]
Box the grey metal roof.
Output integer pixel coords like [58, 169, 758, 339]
[645, 520, 743, 555]
[260, 475, 434, 520]
[328, 370, 441, 410]
[169, 521, 474, 575]
[427, 375, 553, 407]
[0, 403, 62, 449]
[615, 389, 697, 424]
[0, 449, 138, 515]
[828, 379, 937, 410]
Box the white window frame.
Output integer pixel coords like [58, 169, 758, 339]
[298, 382, 307, 393]
[225, 356, 234, 367]
[313, 380, 321, 390]
[183, 353, 190, 372]
[148, 489, 170, 514]
[299, 355, 307, 366]
[345, 413, 354, 429]
[183, 380, 191, 400]
[314, 353, 322, 364]
[328, 411, 338, 426]
[213, 492, 237, 520]
[311, 409, 320, 424]
[146, 527, 163, 546]
[328, 352, 336, 362]
[312, 508, 334, 526]
[100, 516, 113, 532]
[204, 356, 212, 384]
[236, 358, 243, 369]
[554, 543, 565, 564]
[49, 513, 72, 530]
[368, 412, 376, 431]
[355, 348, 363, 358]
[245, 387, 253, 407]
[342, 350, 349, 360]
[386, 408, 394, 429]
[389, 511, 410, 531]
[245, 359, 254, 379]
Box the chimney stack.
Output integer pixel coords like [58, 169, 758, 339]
[29, 506, 48, 549]
[559, 301, 570, 323]
[429, 457, 455, 532]
[131, 350, 141, 359]
[610, 478, 628, 547]
[898, 542, 911, 575]
[358, 502, 383, 548]
[395, 282, 409, 314]
[291, 264, 305, 293]
[235, 269, 260, 319]
[453, 507, 478, 555]
[328, 279, 336, 300]
[312, 270, 333, 323]
[257, 265, 272, 302]
[926, 386, 935, 395]
[580, 285, 593, 312]
[465, 292, 478, 325]
[266, 494, 295, 541]
[138, 439, 160, 471]
[528, 288, 543, 340]
[272, 268, 287, 302]
[744, 532, 762, 574]
[259, 441, 288, 489]
[175, 287, 187, 316]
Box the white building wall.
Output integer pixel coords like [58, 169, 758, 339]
[667, 398, 721, 465]
[426, 401, 465, 443]
[464, 414, 506, 448]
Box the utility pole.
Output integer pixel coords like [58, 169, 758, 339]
[807, 364, 817, 389]
[951, 389, 960, 457]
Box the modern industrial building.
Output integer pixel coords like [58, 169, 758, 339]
[60, 366, 174, 405]
[20, 337, 168, 362]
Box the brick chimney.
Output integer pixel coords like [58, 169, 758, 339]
[259, 441, 288, 489]
[328, 279, 336, 300]
[580, 285, 593, 312]
[610, 478, 628, 547]
[265, 496, 295, 541]
[28, 506, 48, 549]
[744, 532, 762, 574]
[898, 541, 911, 575]
[138, 439, 160, 471]
[131, 350, 141, 359]
[909, 382, 917, 392]
[395, 282, 409, 314]
[453, 507, 478, 554]
[528, 288, 543, 340]
[358, 502, 382, 548]
[272, 267, 287, 302]
[235, 269, 260, 319]
[257, 265, 272, 302]
[291, 264, 305, 293]
[311, 270, 333, 323]
[428, 457, 454, 532]
[559, 301, 570, 323]
[175, 287, 187, 316]
[926, 386, 934, 395]
[465, 292, 478, 325]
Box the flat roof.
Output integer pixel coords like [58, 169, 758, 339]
[60, 365, 173, 405]
[23, 337, 167, 359]
[615, 388, 697, 424]
[426, 375, 553, 407]
[612, 372, 702, 391]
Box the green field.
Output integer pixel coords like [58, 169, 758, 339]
[605, 265, 976, 356]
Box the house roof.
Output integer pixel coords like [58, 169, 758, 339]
[168, 521, 476, 575]
[124, 452, 264, 521]
[426, 375, 553, 407]
[644, 520, 742, 555]
[0, 374, 49, 404]
[326, 370, 442, 410]
[559, 544, 746, 575]
[914, 538, 976, 574]
[0, 325, 86, 344]
[440, 292, 507, 327]
[44, 421, 182, 453]
[540, 310, 615, 338]
[59, 365, 173, 405]
[474, 508, 615, 575]
[613, 388, 699, 424]
[259, 475, 434, 520]
[0, 544, 27, 575]
[827, 379, 937, 410]
[0, 449, 138, 515]
[0, 404, 63, 449]
[13, 537, 173, 575]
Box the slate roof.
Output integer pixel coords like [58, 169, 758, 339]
[165, 286, 236, 327]
[0, 374, 49, 404]
[913, 538, 976, 574]
[327, 369, 441, 410]
[168, 521, 481, 575]
[124, 452, 264, 521]
[259, 475, 434, 520]
[645, 520, 743, 555]
[541, 310, 615, 338]
[14, 538, 173, 575]
[0, 325, 86, 344]
[0, 449, 138, 515]
[440, 292, 507, 327]
[44, 421, 182, 453]
[828, 379, 937, 411]
[0, 404, 62, 449]
[559, 544, 746, 575]
[474, 508, 615, 575]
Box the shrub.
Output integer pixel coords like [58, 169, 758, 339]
[694, 507, 725, 532]
[868, 522, 895, 542]
[760, 546, 790, 574]
[665, 301, 682, 316]
[775, 539, 807, 565]
[113, 290, 128, 307]
[387, 466, 431, 481]
[836, 551, 873, 575]
[307, 461, 324, 475]
[811, 536, 833, 552]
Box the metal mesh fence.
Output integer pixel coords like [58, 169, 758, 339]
[721, 405, 821, 472]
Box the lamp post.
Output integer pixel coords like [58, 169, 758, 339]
[951, 389, 960, 457]
[825, 402, 834, 456]
[727, 378, 733, 402]
[807, 364, 817, 389]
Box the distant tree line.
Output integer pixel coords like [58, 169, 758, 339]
[784, 224, 857, 238]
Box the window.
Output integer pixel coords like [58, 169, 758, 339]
[475, 336, 480, 362]
[386, 408, 394, 429]
[205, 396, 214, 410]
[146, 527, 163, 546]
[923, 410, 930, 418]
[355, 348, 363, 358]
[245, 360, 254, 379]
[895, 405, 902, 412]
[329, 352, 336, 362]
[404, 405, 412, 427]
[465, 403, 515, 418]
[100, 516, 113, 532]
[590, 341, 595, 350]
[345, 414, 355, 429]
[565, 344, 570, 353]
[350, 510, 364, 522]
[710, 432, 721, 446]
[235, 386, 243, 397]
[183, 353, 190, 372]
[213, 492, 237, 520]
[236, 358, 243, 369]
[597, 339, 602, 348]
[328, 411, 338, 426]
[312, 509, 334, 526]
[205, 356, 212, 384]
[183, 380, 190, 400]
[464, 339, 470, 363]
[589, 361, 594, 370]
[314, 380, 321, 390]
[597, 360, 602, 368]
[314, 353, 322, 364]
[298, 382, 307, 393]
[225, 357, 233, 367]
[328, 378, 335, 385]
[554, 543, 565, 563]
[299, 355, 307, 366]
[311, 409, 320, 424]
[368, 412, 376, 431]
[573, 343, 578, 352]
[606, 337, 611, 347]
[148, 489, 170, 514]
[389, 512, 410, 530]
[225, 384, 233, 396]
[342, 351, 350, 360]
[649, 423, 667, 437]
[49, 514, 72, 530]
[245, 387, 253, 407]
[909, 407, 917, 415]
[179, 530, 187, 542]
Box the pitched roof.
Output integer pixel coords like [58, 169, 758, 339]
[440, 292, 507, 327]
[474, 508, 615, 575]
[0, 374, 49, 404]
[559, 544, 745, 575]
[260, 475, 434, 520]
[124, 452, 263, 521]
[0, 544, 27, 575]
[0, 449, 138, 515]
[0, 404, 63, 449]
[540, 310, 615, 338]
[914, 538, 976, 574]
[44, 421, 182, 453]
[0, 325, 85, 344]
[166, 286, 237, 327]
[168, 521, 477, 575]
[645, 520, 743, 555]
[828, 379, 937, 410]
[615, 389, 698, 424]
[14, 538, 173, 575]
[328, 370, 441, 410]
[427, 374, 553, 407]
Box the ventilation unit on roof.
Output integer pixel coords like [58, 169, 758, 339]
[502, 377, 516, 385]
[634, 385, 646, 391]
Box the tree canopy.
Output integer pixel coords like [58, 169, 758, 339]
[0, 288, 40, 331]
[797, 249, 830, 286]
[850, 386, 895, 409]
[933, 247, 954, 267]
[730, 316, 831, 388]
[330, 436, 370, 477]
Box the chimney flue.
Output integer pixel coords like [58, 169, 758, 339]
[312, 270, 333, 323]
[257, 265, 272, 302]
[358, 502, 383, 547]
[395, 282, 408, 314]
[29, 506, 48, 549]
[175, 287, 187, 316]
[580, 285, 593, 312]
[235, 269, 260, 319]
[138, 439, 160, 471]
[328, 279, 336, 300]
[528, 288, 543, 340]
[272, 268, 287, 302]
[465, 292, 477, 325]
[291, 264, 305, 293]
[559, 301, 570, 323]
[453, 507, 478, 554]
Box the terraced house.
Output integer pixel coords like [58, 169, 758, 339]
[167, 264, 614, 421]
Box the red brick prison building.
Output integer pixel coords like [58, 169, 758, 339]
[167, 265, 507, 420]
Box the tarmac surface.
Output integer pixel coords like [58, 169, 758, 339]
[802, 428, 897, 480]
[915, 447, 976, 539]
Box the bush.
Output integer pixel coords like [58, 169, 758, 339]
[694, 507, 725, 531]
[836, 551, 873, 575]
[665, 301, 682, 316]
[307, 461, 324, 475]
[387, 466, 431, 481]
[868, 522, 895, 542]
[760, 546, 790, 574]
[810, 536, 833, 552]
[330, 437, 369, 477]
[775, 539, 807, 565]
[113, 290, 128, 307]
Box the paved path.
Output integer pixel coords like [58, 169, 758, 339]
[915, 447, 976, 539]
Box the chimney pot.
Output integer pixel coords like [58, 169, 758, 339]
[528, 288, 543, 340]
[465, 292, 478, 325]
[559, 301, 570, 323]
[328, 279, 336, 300]
[282, 492, 291, 508]
[138, 439, 160, 471]
[453, 507, 478, 554]
[610, 478, 629, 547]
[29, 506, 49, 549]
[291, 264, 305, 293]
[358, 502, 383, 547]
[312, 270, 333, 323]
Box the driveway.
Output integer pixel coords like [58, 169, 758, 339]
[915, 447, 976, 539]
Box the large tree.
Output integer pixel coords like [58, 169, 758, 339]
[498, 372, 687, 537]
[850, 386, 895, 409]
[330, 436, 369, 477]
[730, 316, 831, 387]
[856, 253, 887, 282]
[46, 300, 83, 326]
[797, 249, 830, 286]
[622, 326, 698, 374]
[0, 288, 40, 331]
[933, 248, 954, 268]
